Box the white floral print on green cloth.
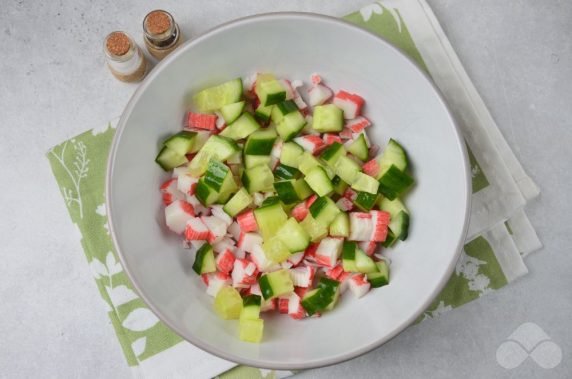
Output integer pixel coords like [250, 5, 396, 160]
[46, 2, 540, 378]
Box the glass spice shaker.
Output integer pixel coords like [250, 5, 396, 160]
[103, 31, 147, 83]
[143, 10, 183, 60]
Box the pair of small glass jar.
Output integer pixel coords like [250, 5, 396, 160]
[104, 10, 183, 83]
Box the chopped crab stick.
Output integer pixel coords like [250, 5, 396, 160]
[237, 232, 263, 254]
[165, 200, 195, 234]
[339, 128, 354, 140]
[370, 210, 390, 242]
[227, 221, 242, 240]
[287, 251, 305, 266]
[348, 212, 374, 241]
[310, 73, 322, 85]
[160, 178, 185, 206]
[215, 249, 236, 274]
[361, 158, 380, 177]
[323, 133, 343, 145]
[333, 91, 365, 119]
[250, 244, 281, 272]
[293, 135, 326, 154]
[358, 241, 377, 256]
[187, 112, 217, 130]
[214, 111, 226, 130]
[289, 266, 316, 287]
[210, 205, 233, 227]
[348, 274, 371, 298]
[204, 272, 231, 297]
[232, 258, 258, 288]
[184, 217, 210, 240]
[287, 293, 305, 319]
[201, 216, 228, 244]
[345, 116, 372, 133]
[279, 79, 296, 100]
[177, 174, 199, 196]
[325, 265, 344, 280]
[237, 210, 258, 233]
[291, 202, 309, 222]
[308, 84, 333, 106]
[315, 237, 343, 267]
[335, 197, 354, 212]
[213, 236, 235, 253]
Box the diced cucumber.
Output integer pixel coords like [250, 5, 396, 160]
[193, 78, 243, 113]
[334, 155, 361, 184]
[298, 152, 322, 176]
[329, 212, 349, 237]
[155, 146, 188, 171]
[244, 129, 277, 155]
[196, 178, 220, 205]
[280, 142, 304, 168]
[293, 178, 313, 200]
[312, 104, 343, 132]
[254, 200, 288, 240]
[276, 100, 298, 116]
[376, 139, 409, 173]
[347, 133, 369, 161]
[239, 318, 264, 343]
[342, 241, 358, 272]
[192, 243, 216, 274]
[220, 101, 246, 124]
[242, 164, 274, 193]
[219, 112, 261, 140]
[275, 217, 310, 252]
[260, 196, 280, 208]
[274, 163, 300, 181]
[353, 191, 378, 211]
[382, 230, 397, 248]
[299, 214, 329, 242]
[223, 188, 252, 217]
[320, 142, 346, 168]
[227, 149, 242, 165]
[355, 248, 378, 274]
[274, 180, 301, 205]
[216, 174, 238, 203]
[188, 135, 240, 176]
[318, 277, 341, 311]
[379, 197, 410, 241]
[241, 295, 262, 320]
[377, 165, 414, 200]
[258, 269, 294, 299]
[204, 160, 231, 192]
[256, 79, 286, 106]
[262, 237, 291, 263]
[309, 196, 341, 226]
[305, 166, 334, 197]
[332, 175, 349, 195]
[367, 261, 389, 288]
[351, 172, 379, 194]
[375, 139, 413, 199]
[254, 103, 273, 122]
[278, 111, 306, 141]
[301, 277, 339, 315]
[163, 131, 197, 156]
[244, 155, 271, 168]
[214, 286, 243, 319]
[189, 130, 211, 154]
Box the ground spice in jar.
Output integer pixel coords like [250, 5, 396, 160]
[104, 31, 147, 83]
[143, 10, 183, 60]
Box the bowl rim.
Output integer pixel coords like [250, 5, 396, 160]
[106, 11, 471, 370]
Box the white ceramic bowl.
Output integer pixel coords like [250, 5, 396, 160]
[107, 13, 470, 370]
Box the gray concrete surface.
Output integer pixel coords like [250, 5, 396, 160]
[1, 0, 570, 378]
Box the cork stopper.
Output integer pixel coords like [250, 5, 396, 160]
[105, 32, 131, 57]
[145, 10, 172, 36]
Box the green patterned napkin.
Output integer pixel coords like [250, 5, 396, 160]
[47, 1, 541, 378]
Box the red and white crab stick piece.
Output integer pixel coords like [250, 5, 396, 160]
[231, 258, 258, 289]
[187, 112, 217, 130]
[345, 116, 372, 133]
[236, 210, 258, 233]
[201, 216, 227, 244]
[370, 210, 390, 242]
[160, 178, 185, 206]
[293, 135, 326, 154]
[184, 217, 210, 240]
[333, 91, 365, 119]
[164, 200, 195, 234]
[177, 174, 198, 196]
[348, 274, 371, 298]
[203, 272, 231, 297]
[348, 212, 374, 241]
[308, 84, 333, 106]
[289, 266, 316, 287]
[215, 249, 235, 274]
[315, 237, 343, 267]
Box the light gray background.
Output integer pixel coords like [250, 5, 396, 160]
[1, 0, 570, 378]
